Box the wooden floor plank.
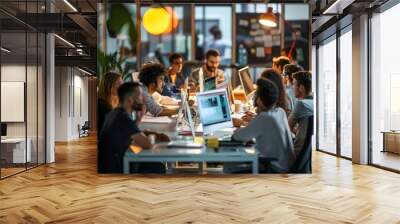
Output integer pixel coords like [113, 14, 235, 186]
[0, 135, 400, 223]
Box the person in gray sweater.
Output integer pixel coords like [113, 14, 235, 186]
[225, 78, 296, 173]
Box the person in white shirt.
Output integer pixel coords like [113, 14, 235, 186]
[224, 78, 296, 173]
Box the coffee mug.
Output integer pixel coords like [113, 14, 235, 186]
[234, 100, 243, 113]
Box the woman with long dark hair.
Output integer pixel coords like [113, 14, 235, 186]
[260, 68, 290, 115]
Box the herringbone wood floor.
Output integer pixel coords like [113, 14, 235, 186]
[1, 135, 400, 224]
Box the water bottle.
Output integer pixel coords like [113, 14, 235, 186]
[238, 44, 248, 66]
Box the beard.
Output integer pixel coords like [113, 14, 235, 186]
[206, 64, 216, 72]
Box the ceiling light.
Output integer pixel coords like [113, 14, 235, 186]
[63, 0, 78, 12]
[54, 34, 75, 48]
[259, 7, 277, 28]
[1, 47, 11, 53]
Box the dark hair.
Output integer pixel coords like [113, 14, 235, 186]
[255, 78, 279, 110]
[169, 53, 183, 64]
[273, 56, 290, 71]
[260, 68, 289, 113]
[139, 63, 165, 87]
[293, 71, 312, 94]
[283, 64, 302, 83]
[205, 49, 220, 59]
[118, 82, 141, 103]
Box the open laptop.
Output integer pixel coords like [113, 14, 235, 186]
[169, 91, 202, 148]
[196, 89, 233, 136]
[238, 66, 256, 101]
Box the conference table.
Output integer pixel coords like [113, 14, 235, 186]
[123, 140, 259, 174]
[123, 116, 260, 174]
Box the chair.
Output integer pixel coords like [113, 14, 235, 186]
[290, 116, 314, 173]
[78, 121, 90, 138]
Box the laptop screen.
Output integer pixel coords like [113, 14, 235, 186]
[238, 66, 255, 96]
[197, 89, 231, 126]
[204, 76, 216, 91]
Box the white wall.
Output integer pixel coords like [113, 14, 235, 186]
[1, 64, 46, 164]
[54, 67, 89, 141]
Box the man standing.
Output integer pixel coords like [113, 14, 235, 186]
[98, 82, 167, 173]
[188, 49, 225, 92]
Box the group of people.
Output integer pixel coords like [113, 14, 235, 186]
[229, 56, 313, 173]
[97, 49, 313, 174]
[97, 49, 225, 173]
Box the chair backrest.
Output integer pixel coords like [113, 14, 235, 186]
[82, 121, 90, 129]
[290, 116, 314, 173]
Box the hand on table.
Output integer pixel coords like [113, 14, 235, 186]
[241, 111, 255, 122]
[232, 117, 244, 128]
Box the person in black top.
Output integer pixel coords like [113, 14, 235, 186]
[98, 82, 168, 173]
[98, 72, 123, 136]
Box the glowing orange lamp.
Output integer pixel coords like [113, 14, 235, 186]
[162, 7, 179, 34]
[259, 7, 277, 28]
[143, 6, 171, 35]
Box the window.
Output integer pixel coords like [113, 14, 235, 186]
[0, 1, 46, 179]
[371, 3, 400, 171]
[195, 5, 232, 65]
[141, 5, 192, 66]
[339, 28, 352, 158]
[317, 37, 337, 154]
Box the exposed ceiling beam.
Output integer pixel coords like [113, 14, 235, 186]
[67, 13, 97, 40]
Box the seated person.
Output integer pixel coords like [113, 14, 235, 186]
[272, 55, 290, 75]
[260, 68, 290, 115]
[139, 63, 179, 116]
[224, 78, 295, 173]
[283, 64, 302, 111]
[187, 49, 224, 92]
[288, 71, 313, 156]
[98, 82, 169, 173]
[232, 68, 290, 127]
[162, 53, 185, 97]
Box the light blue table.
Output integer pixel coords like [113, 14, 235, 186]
[123, 144, 259, 174]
